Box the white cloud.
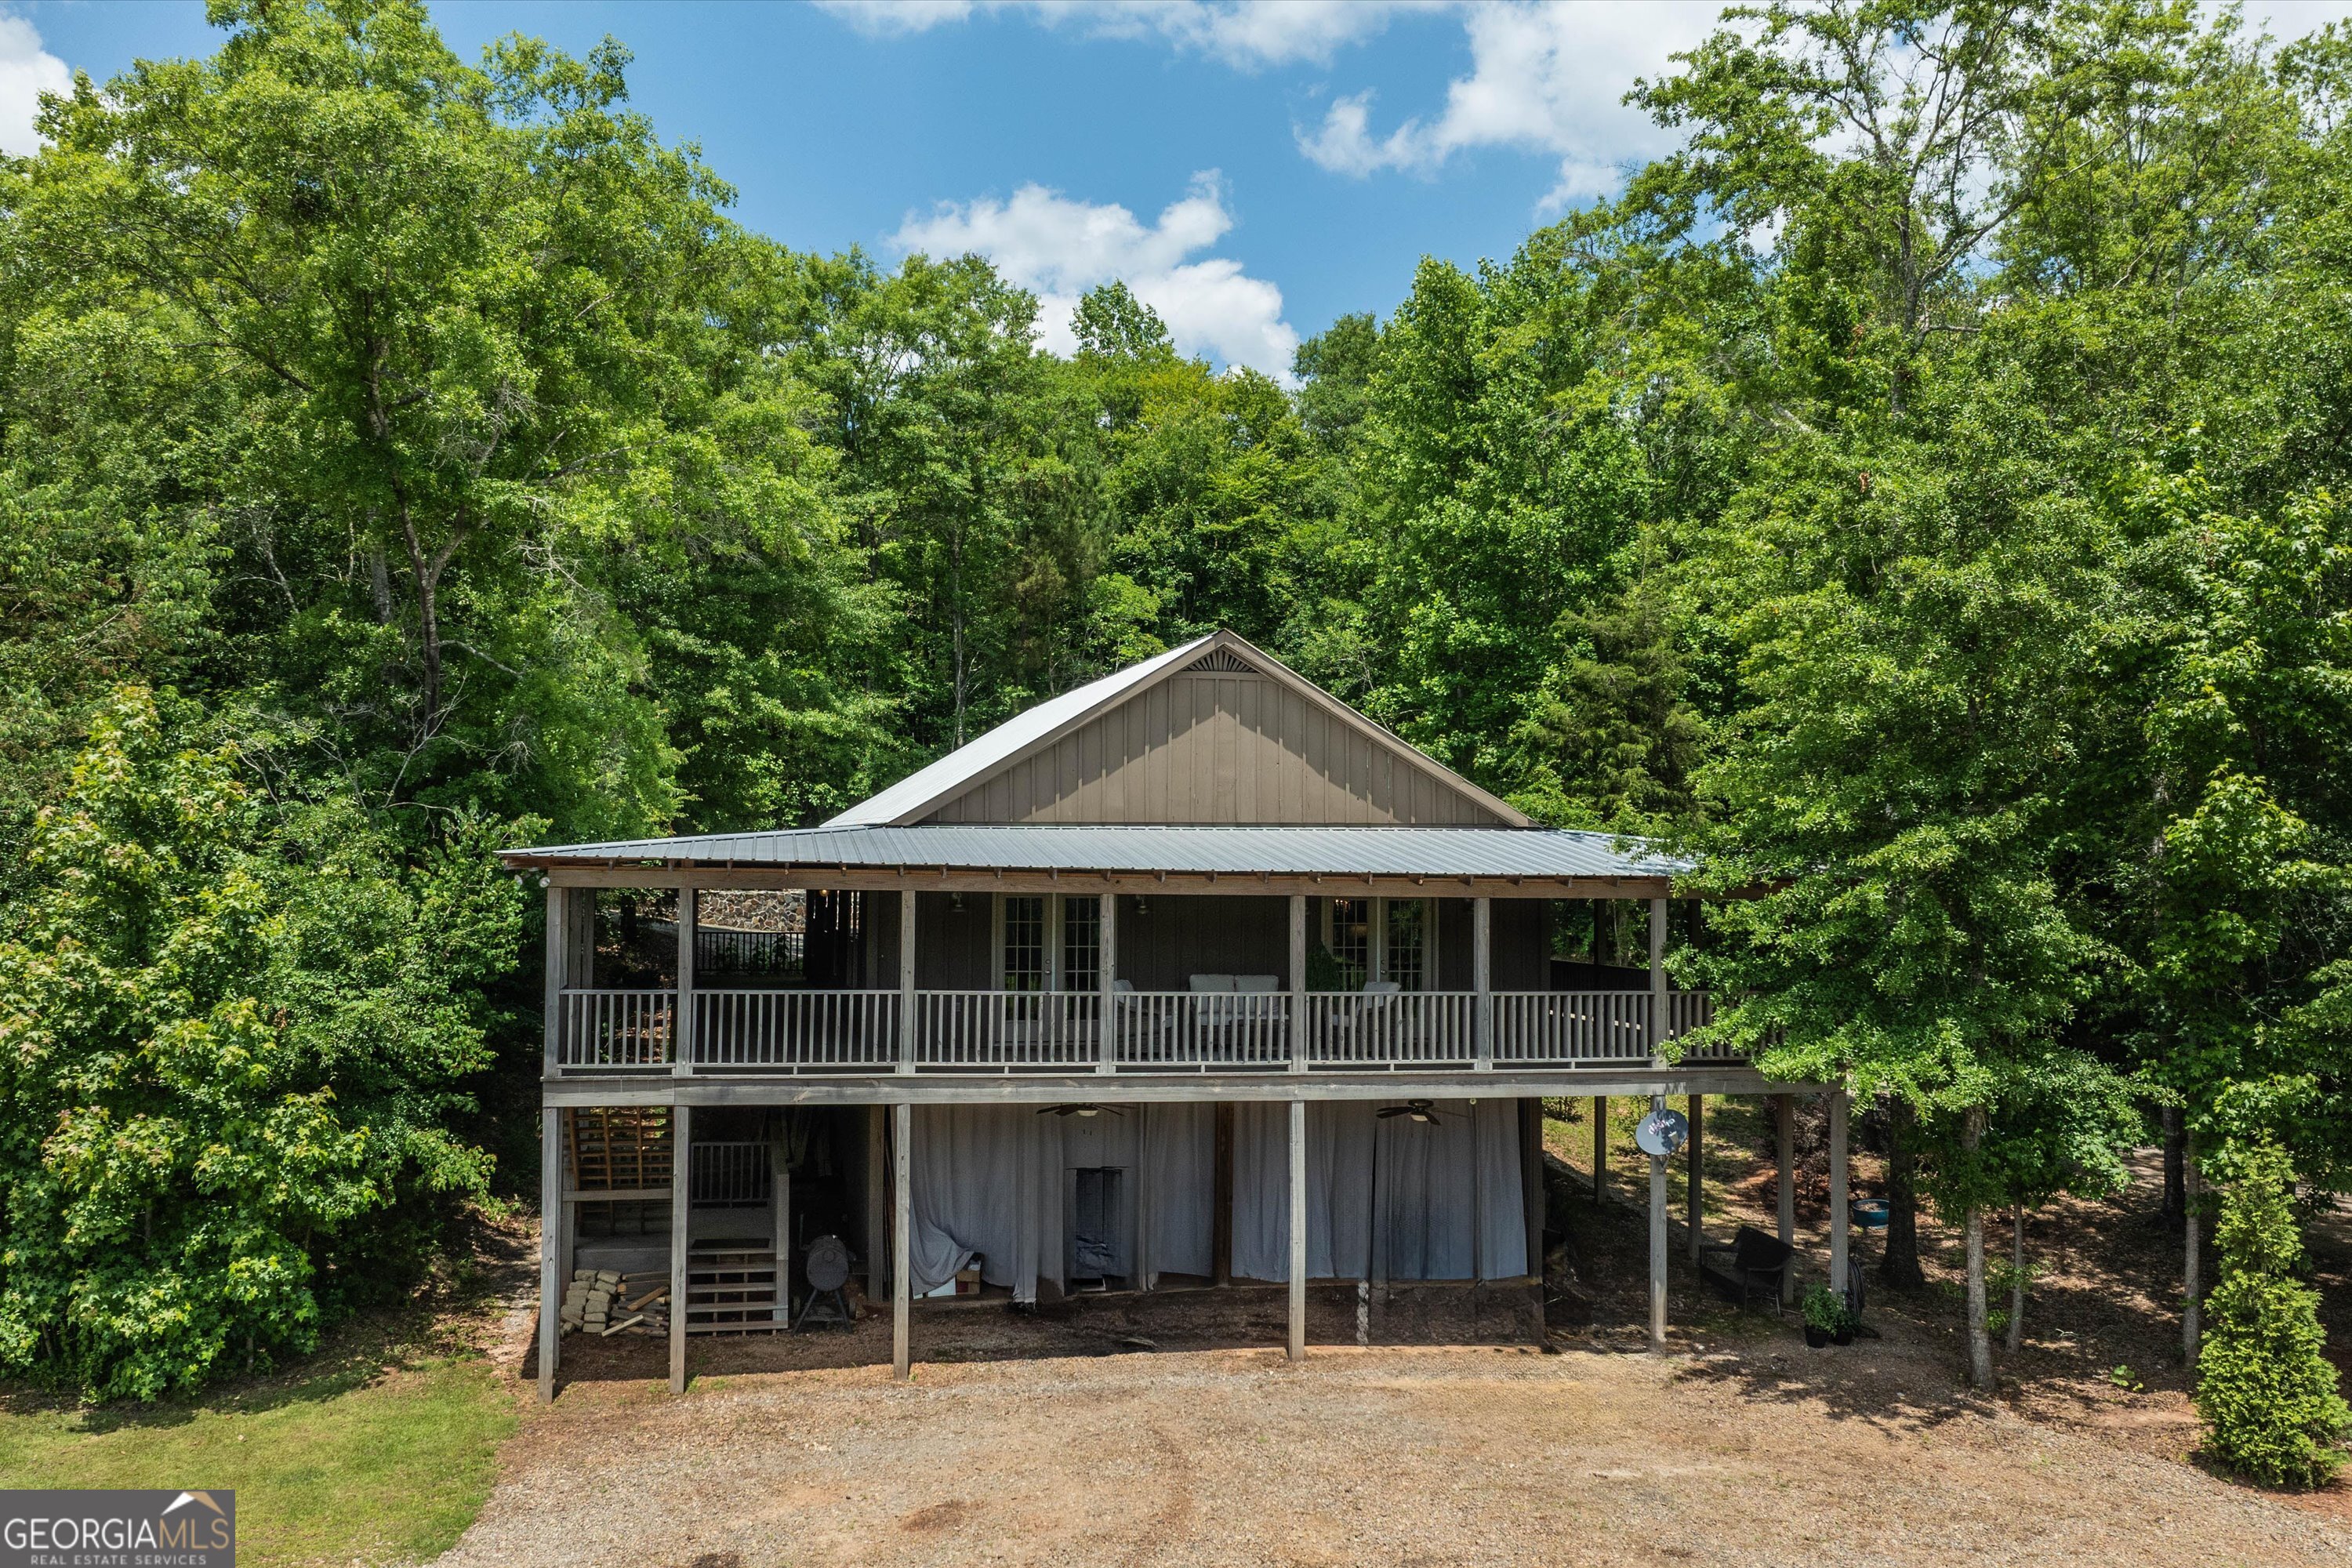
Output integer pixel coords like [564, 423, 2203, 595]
[0, 13, 69, 158]
[1298, 2, 1720, 211]
[817, 0, 1425, 68]
[892, 172, 1300, 379]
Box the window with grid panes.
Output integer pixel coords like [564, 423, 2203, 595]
[1003, 895, 1047, 993]
[1061, 897, 1101, 993]
[1385, 899, 1426, 991]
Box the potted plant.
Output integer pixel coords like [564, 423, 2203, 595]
[1801, 1283, 1846, 1348]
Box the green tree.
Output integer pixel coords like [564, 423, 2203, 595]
[10, 0, 883, 841]
[0, 690, 521, 1399]
[1917, 1049, 2140, 1354]
[2194, 1142, 2350, 1489]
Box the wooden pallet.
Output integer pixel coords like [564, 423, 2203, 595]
[566, 1107, 674, 1191]
[684, 1246, 782, 1335]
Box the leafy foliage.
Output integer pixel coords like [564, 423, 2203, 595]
[0, 691, 520, 1399]
[2194, 1143, 2351, 1489]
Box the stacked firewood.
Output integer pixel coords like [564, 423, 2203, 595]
[560, 1269, 670, 1336]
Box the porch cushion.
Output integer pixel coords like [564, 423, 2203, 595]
[1188, 974, 1236, 993]
[1234, 975, 1280, 993]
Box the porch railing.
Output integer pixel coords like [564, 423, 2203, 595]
[1490, 990, 1653, 1065]
[557, 989, 675, 1070]
[552, 986, 1737, 1075]
[1115, 991, 1291, 1072]
[916, 991, 1102, 1072]
[689, 1140, 773, 1204]
[1305, 991, 1475, 1069]
[695, 988, 898, 1070]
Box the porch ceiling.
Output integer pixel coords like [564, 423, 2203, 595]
[499, 823, 1690, 897]
[540, 1065, 1813, 1108]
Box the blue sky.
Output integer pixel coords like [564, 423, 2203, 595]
[9, 2, 2352, 379]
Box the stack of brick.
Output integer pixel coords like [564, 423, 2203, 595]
[559, 1269, 671, 1336]
[559, 1269, 622, 1334]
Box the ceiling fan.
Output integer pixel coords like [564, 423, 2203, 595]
[1036, 1103, 1127, 1118]
[1376, 1099, 1451, 1124]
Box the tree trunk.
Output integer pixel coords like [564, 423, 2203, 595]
[2161, 1105, 2186, 1232]
[1878, 1096, 1926, 1289]
[2005, 1207, 2025, 1355]
[1963, 1106, 1993, 1390]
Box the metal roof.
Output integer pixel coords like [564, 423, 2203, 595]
[823, 635, 1217, 826]
[498, 823, 1686, 880]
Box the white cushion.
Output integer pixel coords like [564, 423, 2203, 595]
[1188, 974, 1236, 993]
[1233, 975, 1280, 993]
[1112, 978, 1134, 993]
[1361, 980, 1403, 996]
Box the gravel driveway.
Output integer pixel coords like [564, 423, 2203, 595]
[438, 1338, 2348, 1568]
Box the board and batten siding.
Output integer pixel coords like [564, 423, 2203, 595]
[922, 671, 1508, 826]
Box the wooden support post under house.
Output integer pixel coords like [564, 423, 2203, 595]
[537, 880, 564, 1403]
[893, 1101, 913, 1380]
[1287, 1098, 1307, 1362]
[771, 1123, 790, 1323]
[1520, 1098, 1545, 1335]
[669, 1103, 691, 1394]
[1648, 1091, 1668, 1351]
[1828, 1091, 1850, 1307]
[1775, 1093, 1796, 1306]
[865, 1104, 889, 1303]
[1592, 1096, 1606, 1200]
[1686, 1094, 1704, 1263]
[538, 1105, 561, 1402]
[1211, 1102, 1235, 1286]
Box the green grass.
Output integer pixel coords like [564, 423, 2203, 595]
[0, 1338, 517, 1566]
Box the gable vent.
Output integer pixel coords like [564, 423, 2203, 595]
[1185, 648, 1255, 673]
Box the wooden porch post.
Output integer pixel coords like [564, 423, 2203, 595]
[1472, 896, 1492, 1072]
[1648, 1091, 1668, 1351]
[1828, 1090, 1850, 1306]
[673, 881, 695, 1078]
[1775, 1093, 1796, 1305]
[1686, 1094, 1704, 1262]
[1097, 891, 1117, 1076]
[1287, 895, 1307, 1074]
[539, 1105, 561, 1402]
[669, 1103, 691, 1393]
[1287, 1098, 1307, 1362]
[893, 1101, 913, 1380]
[1647, 897, 1668, 1060]
[897, 893, 916, 1076]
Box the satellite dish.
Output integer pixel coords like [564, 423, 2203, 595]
[1635, 1107, 1690, 1157]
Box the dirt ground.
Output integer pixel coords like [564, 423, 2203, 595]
[440, 1100, 2352, 1567]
